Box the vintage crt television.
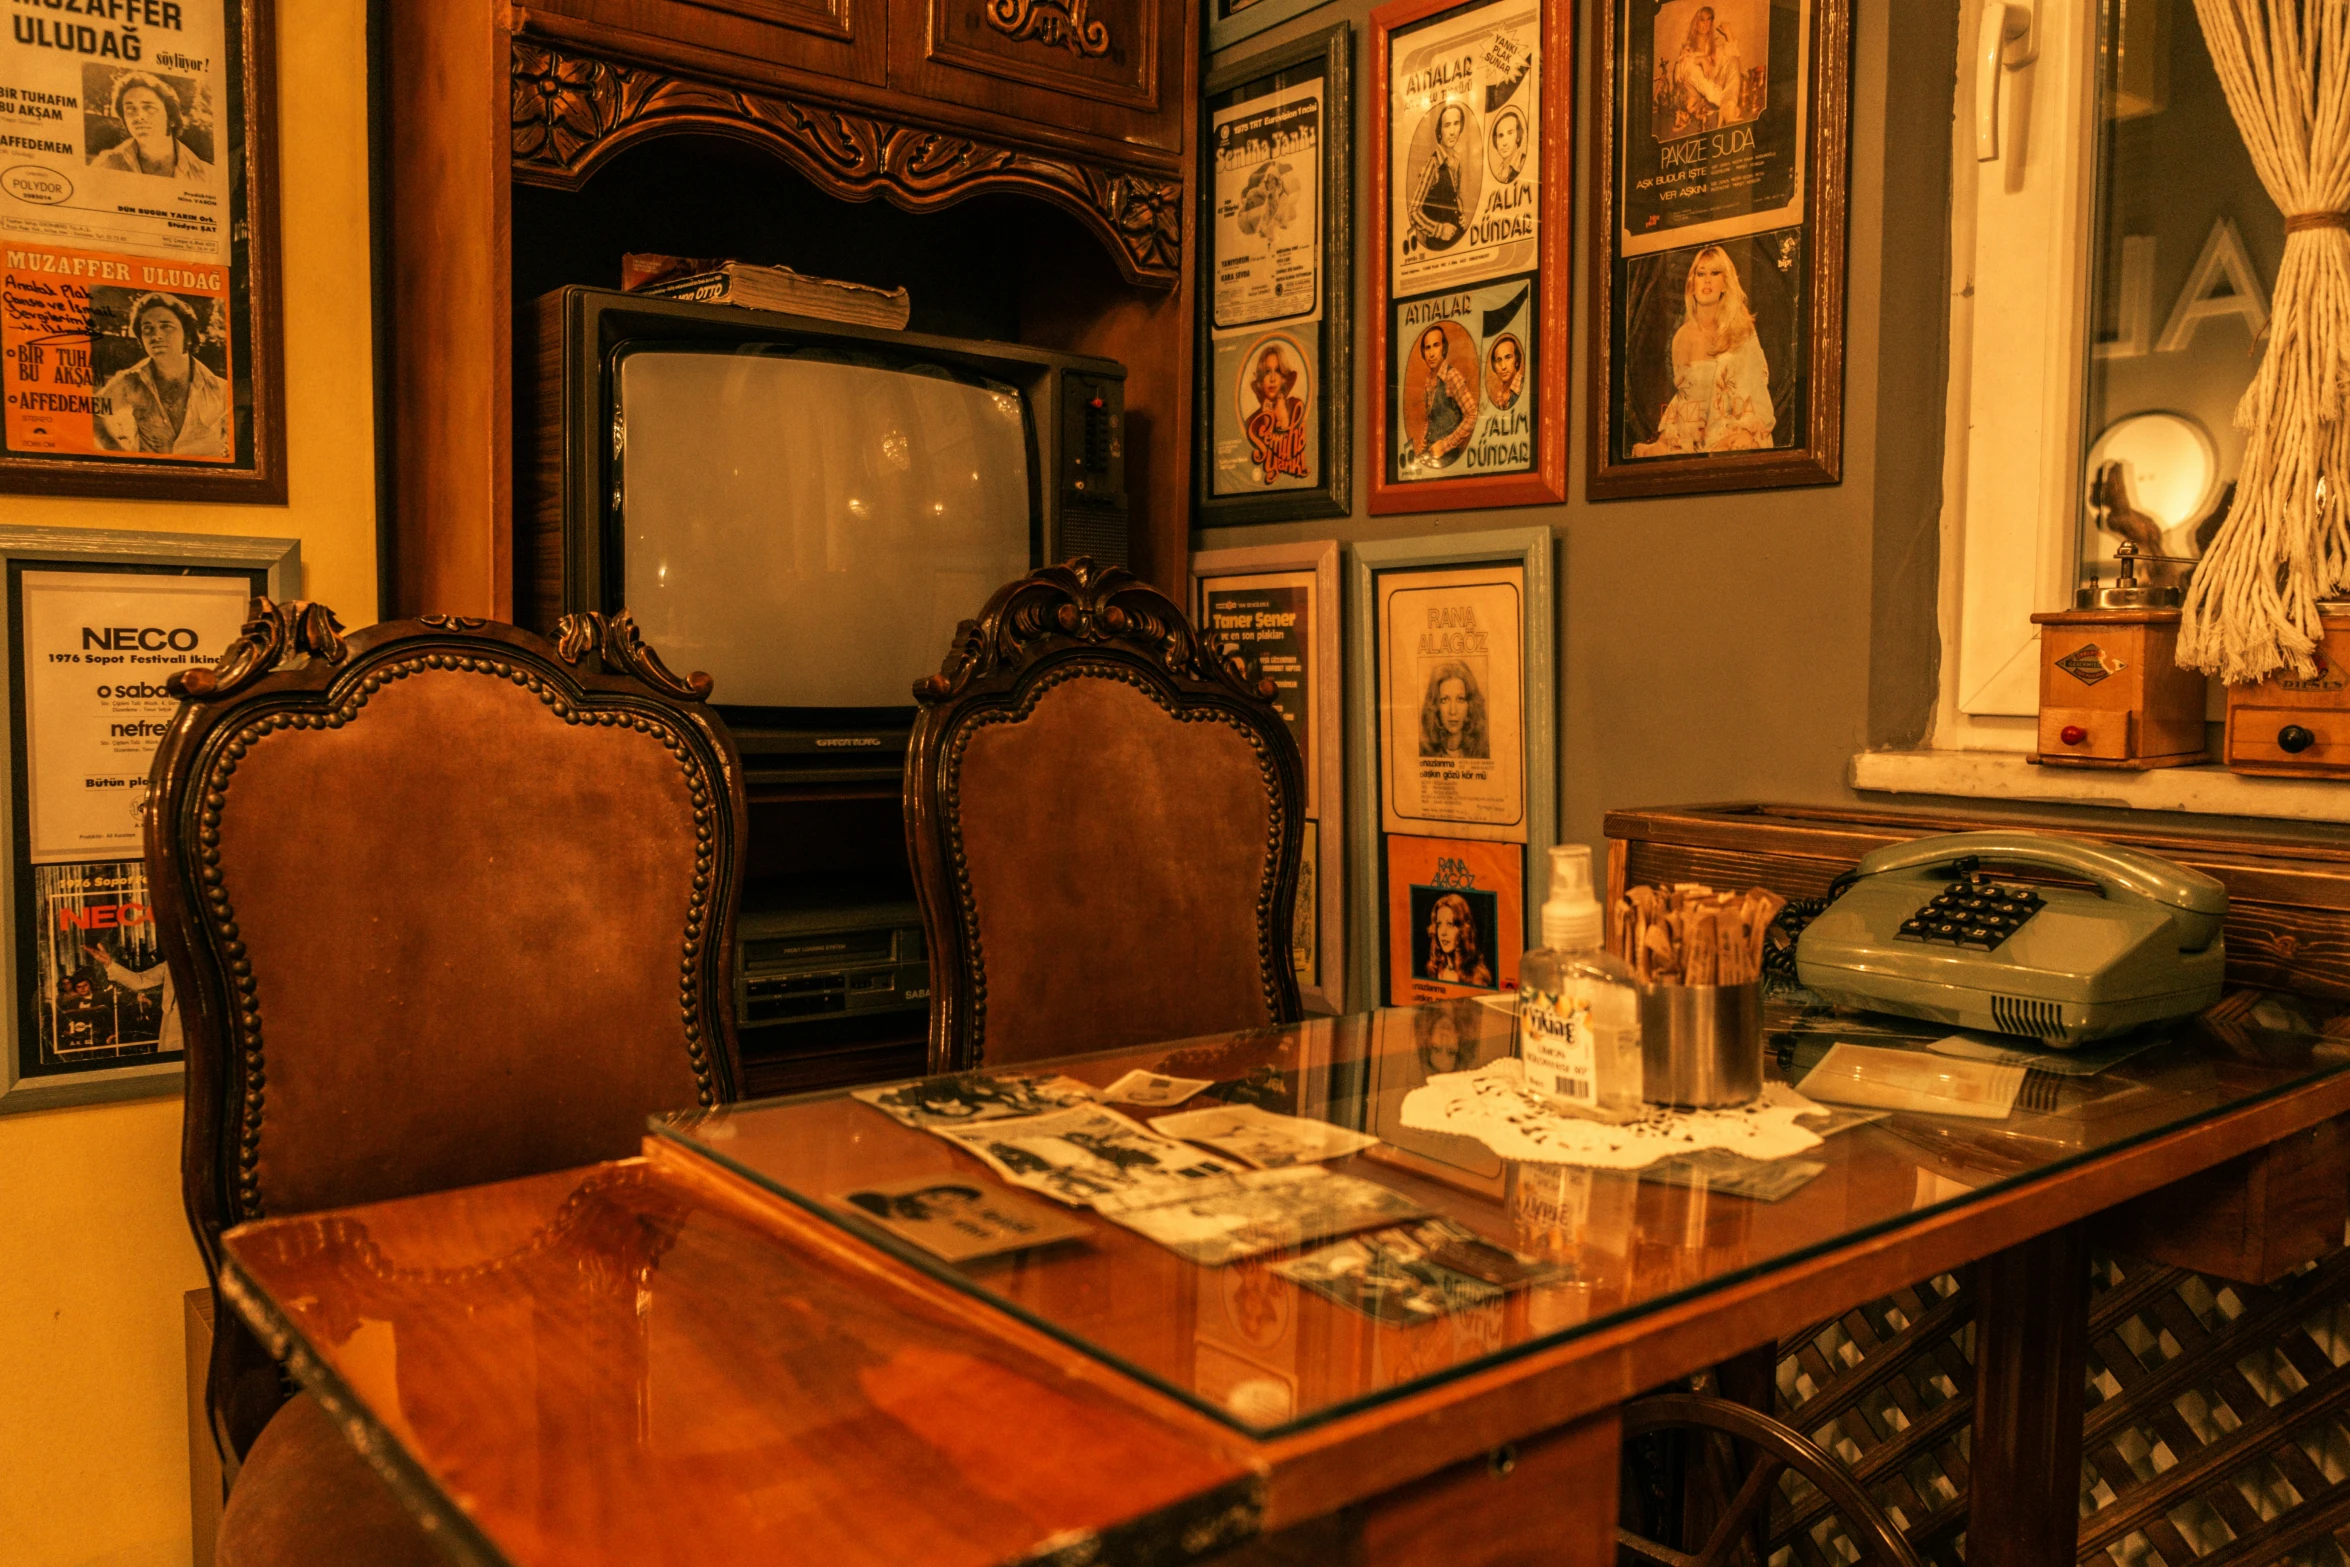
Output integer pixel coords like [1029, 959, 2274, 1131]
[524, 286, 1128, 1052]
[523, 285, 1129, 774]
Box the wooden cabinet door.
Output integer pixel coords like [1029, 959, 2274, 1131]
[888, 0, 1188, 155]
[529, 0, 888, 89]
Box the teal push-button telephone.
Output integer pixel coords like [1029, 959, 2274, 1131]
[1793, 831, 2227, 1046]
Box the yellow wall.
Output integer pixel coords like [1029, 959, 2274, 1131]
[0, 2, 377, 1561]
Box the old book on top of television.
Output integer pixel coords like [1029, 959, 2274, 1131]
[620, 252, 912, 331]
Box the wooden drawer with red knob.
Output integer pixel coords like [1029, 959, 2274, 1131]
[2030, 607, 2209, 769]
[2226, 615, 2350, 777]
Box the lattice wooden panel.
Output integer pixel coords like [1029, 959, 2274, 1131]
[1738, 1250, 2350, 1567]
[2080, 1250, 2350, 1567]
[1773, 1271, 1975, 1566]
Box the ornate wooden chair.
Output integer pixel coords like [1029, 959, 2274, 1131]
[905, 560, 1305, 1071]
[148, 601, 746, 1565]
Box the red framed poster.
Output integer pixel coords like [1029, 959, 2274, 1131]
[1367, 0, 1573, 516]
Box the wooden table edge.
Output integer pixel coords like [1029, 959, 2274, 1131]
[1246, 1068, 2350, 1521]
[215, 1225, 529, 1567]
[652, 1066, 2350, 1529]
[220, 1151, 1269, 1567]
[220, 1066, 2350, 1554]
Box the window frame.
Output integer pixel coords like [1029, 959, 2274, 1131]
[1934, 0, 2105, 750]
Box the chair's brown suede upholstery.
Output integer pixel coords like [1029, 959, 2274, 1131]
[148, 602, 745, 1561]
[215, 1393, 448, 1567]
[906, 561, 1303, 1070]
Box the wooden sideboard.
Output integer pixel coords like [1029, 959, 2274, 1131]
[384, 0, 1196, 619]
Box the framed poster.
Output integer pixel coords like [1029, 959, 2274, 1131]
[1195, 539, 1343, 1014]
[1209, 0, 1342, 55]
[1367, 0, 1571, 515]
[1198, 25, 1353, 526]
[1587, 0, 1850, 499]
[1375, 563, 1525, 841]
[0, 0, 286, 501]
[0, 527, 297, 1116]
[1346, 528, 1554, 1011]
[1384, 834, 1523, 1005]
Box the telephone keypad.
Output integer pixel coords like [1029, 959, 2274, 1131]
[1894, 874, 2045, 951]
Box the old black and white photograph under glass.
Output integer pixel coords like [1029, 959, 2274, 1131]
[0, 527, 294, 1115]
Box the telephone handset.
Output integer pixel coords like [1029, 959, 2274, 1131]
[1793, 831, 2226, 1046]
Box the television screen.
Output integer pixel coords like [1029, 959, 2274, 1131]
[615, 347, 1036, 711]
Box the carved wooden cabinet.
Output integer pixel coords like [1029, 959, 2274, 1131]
[887, 0, 1184, 154]
[387, 1, 1195, 620]
[520, 0, 890, 90]
[506, 0, 1187, 286]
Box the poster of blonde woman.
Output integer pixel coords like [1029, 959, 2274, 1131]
[1377, 564, 1525, 841]
[1617, 0, 1808, 258]
[1616, 231, 1804, 462]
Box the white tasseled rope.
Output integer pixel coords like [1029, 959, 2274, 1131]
[2177, 0, 2350, 685]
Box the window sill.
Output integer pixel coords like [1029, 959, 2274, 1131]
[1849, 749, 2350, 825]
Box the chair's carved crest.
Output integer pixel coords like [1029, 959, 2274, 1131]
[554, 610, 713, 702]
[170, 598, 347, 702]
[914, 558, 1278, 705]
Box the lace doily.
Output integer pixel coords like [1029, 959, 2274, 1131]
[1399, 1058, 1832, 1169]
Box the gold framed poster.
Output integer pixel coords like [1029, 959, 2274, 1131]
[1587, 0, 1850, 499]
[0, 0, 286, 500]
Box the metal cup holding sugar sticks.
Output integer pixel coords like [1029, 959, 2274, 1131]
[1612, 884, 1785, 1108]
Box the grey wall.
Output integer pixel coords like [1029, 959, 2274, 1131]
[1197, 0, 1958, 865]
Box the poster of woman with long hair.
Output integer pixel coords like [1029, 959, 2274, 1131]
[1616, 231, 1804, 462]
[1589, 0, 1844, 498]
[1376, 563, 1525, 840]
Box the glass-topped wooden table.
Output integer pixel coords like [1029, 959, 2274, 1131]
[219, 995, 2350, 1567]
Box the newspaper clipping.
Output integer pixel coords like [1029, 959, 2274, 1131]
[14, 569, 246, 1078]
[1392, 275, 1536, 482]
[851, 1071, 1098, 1129]
[1619, 0, 1810, 257]
[1212, 80, 1322, 330]
[31, 857, 173, 1073]
[1209, 72, 1325, 497]
[1096, 1166, 1428, 1266]
[2, 10, 243, 463]
[929, 1104, 1243, 1208]
[1378, 564, 1526, 838]
[1389, 0, 1540, 297]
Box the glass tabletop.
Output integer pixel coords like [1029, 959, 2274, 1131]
[653, 992, 2350, 1440]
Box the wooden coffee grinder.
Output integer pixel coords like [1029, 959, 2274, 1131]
[2223, 602, 2350, 777]
[2031, 544, 2209, 768]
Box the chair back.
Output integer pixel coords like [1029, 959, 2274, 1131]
[149, 601, 745, 1459]
[905, 561, 1303, 1071]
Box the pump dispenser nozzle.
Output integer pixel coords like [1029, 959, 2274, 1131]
[1543, 843, 1604, 950]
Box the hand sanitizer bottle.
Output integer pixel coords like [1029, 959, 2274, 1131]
[1517, 843, 1644, 1121]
